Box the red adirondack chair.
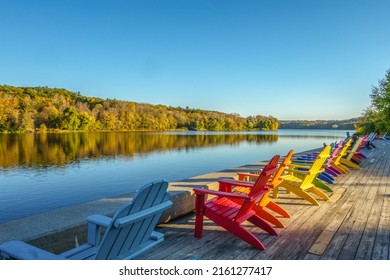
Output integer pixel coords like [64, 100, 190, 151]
[219, 150, 294, 228]
[193, 155, 280, 250]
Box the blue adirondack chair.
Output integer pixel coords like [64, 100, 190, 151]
[0, 180, 172, 260]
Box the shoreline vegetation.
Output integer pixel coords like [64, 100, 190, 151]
[1, 85, 278, 133]
[279, 119, 356, 130]
[0, 132, 280, 168]
[1, 85, 356, 134]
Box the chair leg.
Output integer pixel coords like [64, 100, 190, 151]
[317, 173, 334, 184]
[208, 215, 267, 250]
[252, 206, 286, 228]
[194, 194, 205, 238]
[194, 215, 204, 238]
[272, 186, 279, 198]
[307, 186, 330, 201]
[248, 215, 278, 235]
[331, 163, 350, 173]
[313, 178, 333, 192]
[338, 164, 351, 173]
[266, 200, 291, 218]
[287, 187, 320, 206]
[339, 158, 362, 170]
[352, 155, 364, 163]
[326, 166, 342, 175]
[228, 223, 267, 250]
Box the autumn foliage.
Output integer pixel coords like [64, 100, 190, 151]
[0, 85, 278, 133]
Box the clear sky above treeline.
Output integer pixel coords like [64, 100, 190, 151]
[1, 0, 390, 120]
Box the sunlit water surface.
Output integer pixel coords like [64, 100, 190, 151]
[0, 129, 353, 223]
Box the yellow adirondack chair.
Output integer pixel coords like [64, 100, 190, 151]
[278, 146, 332, 206]
[339, 137, 363, 170]
[330, 139, 352, 173]
[219, 150, 294, 228]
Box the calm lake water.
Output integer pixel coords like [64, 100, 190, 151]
[0, 129, 353, 223]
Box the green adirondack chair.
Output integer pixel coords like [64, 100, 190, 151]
[0, 180, 172, 260]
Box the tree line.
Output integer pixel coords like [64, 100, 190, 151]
[279, 119, 357, 130]
[0, 85, 278, 133]
[355, 68, 390, 135]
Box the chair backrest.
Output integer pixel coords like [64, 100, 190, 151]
[269, 150, 294, 187]
[357, 135, 368, 151]
[301, 146, 331, 186]
[367, 132, 377, 141]
[346, 137, 363, 160]
[325, 140, 343, 166]
[236, 155, 280, 223]
[95, 180, 171, 260]
[332, 139, 352, 165]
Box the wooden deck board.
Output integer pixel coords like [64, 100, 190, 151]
[355, 148, 390, 259]
[137, 141, 390, 260]
[371, 146, 390, 259]
[337, 146, 387, 259]
[319, 147, 384, 259]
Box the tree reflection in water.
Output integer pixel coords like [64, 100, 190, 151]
[0, 130, 351, 223]
[0, 132, 278, 168]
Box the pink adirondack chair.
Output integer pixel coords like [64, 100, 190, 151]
[193, 155, 280, 250]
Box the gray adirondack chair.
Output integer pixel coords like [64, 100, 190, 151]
[0, 180, 172, 260]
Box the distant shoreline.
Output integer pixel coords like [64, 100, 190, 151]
[0, 127, 356, 135]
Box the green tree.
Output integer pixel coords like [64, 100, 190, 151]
[0, 85, 279, 133]
[356, 69, 390, 134]
[60, 107, 81, 130]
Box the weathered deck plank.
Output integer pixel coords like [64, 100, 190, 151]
[371, 145, 390, 259]
[355, 147, 390, 259]
[137, 140, 390, 260]
[315, 147, 382, 259]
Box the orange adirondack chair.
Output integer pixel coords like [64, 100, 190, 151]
[217, 150, 294, 228]
[193, 155, 280, 250]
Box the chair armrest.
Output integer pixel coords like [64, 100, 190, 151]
[283, 168, 309, 175]
[0, 240, 64, 260]
[114, 200, 172, 228]
[288, 163, 311, 169]
[237, 172, 259, 177]
[87, 214, 112, 246]
[292, 159, 315, 164]
[268, 178, 283, 189]
[218, 179, 255, 188]
[87, 214, 112, 228]
[237, 172, 259, 181]
[193, 188, 251, 200]
[284, 168, 324, 175]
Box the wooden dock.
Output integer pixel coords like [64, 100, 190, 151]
[137, 140, 390, 260]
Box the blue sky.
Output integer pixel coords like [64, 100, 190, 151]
[1, 0, 390, 120]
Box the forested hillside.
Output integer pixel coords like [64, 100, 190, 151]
[0, 85, 278, 133]
[279, 119, 357, 130]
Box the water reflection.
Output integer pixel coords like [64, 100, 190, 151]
[0, 132, 279, 168]
[0, 130, 352, 223]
